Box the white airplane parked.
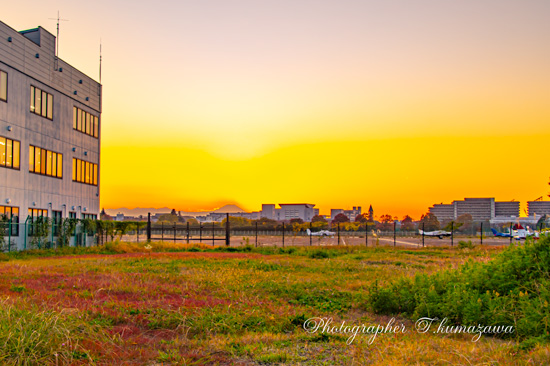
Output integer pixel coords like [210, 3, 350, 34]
[418, 229, 452, 239]
[512, 224, 539, 240]
[306, 229, 336, 236]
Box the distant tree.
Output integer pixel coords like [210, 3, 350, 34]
[222, 216, 252, 227]
[289, 218, 304, 225]
[158, 214, 178, 224]
[332, 213, 350, 224]
[186, 218, 199, 225]
[170, 209, 177, 216]
[255, 217, 278, 226]
[443, 220, 463, 232]
[419, 212, 440, 231]
[455, 214, 473, 233]
[377, 214, 394, 231]
[311, 215, 327, 223]
[355, 213, 369, 223]
[400, 215, 415, 231]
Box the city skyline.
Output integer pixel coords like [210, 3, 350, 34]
[3, 1, 549, 218]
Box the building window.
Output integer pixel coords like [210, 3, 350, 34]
[29, 145, 63, 178]
[52, 210, 62, 236]
[82, 214, 97, 220]
[0, 206, 19, 236]
[0, 70, 7, 102]
[73, 106, 99, 138]
[0, 136, 20, 170]
[72, 158, 98, 186]
[69, 212, 77, 219]
[28, 208, 48, 237]
[30, 85, 53, 119]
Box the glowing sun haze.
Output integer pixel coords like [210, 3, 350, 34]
[4, 0, 549, 218]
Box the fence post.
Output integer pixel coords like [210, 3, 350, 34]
[51, 220, 54, 249]
[173, 223, 177, 243]
[422, 223, 430, 248]
[225, 213, 230, 246]
[8, 217, 12, 252]
[199, 223, 202, 242]
[365, 222, 368, 247]
[161, 222, 164, 241]
[337, 223, 340, 245]
[451, 221, 454, 246]
[309, 222, 312, 246]
[255, 221, 258, 248]
[480, 222, 483, 245]
[147, 213, 151, 242]
[136, 223, 139, 243]
[212, 222, 215, 246]
[187, 222, 190, 244]
[282, 222, 285, 247]
[393, 221, 396, 247]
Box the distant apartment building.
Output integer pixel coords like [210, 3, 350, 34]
[527, 201, 550, 217]
[261, 204, 318, 222]
[428, 204, 454, 221]
[429, 198, 519, 222]
[330, 206, 362, 221]
[1, 20, 101, 249]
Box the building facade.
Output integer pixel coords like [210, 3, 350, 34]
[0, 21, 101, 249]
[429, 198, 519, 222]
[330, 206, 362, 221]
[527, 201, 550, 217]
[260, 204, 318, 222]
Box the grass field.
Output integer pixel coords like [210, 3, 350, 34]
[0, 242, 548, 365]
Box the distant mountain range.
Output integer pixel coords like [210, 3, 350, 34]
[104, 204, 248, 217]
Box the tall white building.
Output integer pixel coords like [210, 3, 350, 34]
[261, 204, 318, 222]
[1, 21, 101, 249]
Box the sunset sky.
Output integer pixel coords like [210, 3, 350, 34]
[4, 1, 549, 218]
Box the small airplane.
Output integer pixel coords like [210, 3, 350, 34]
[511, 224, 539, 240]
[418, 229, 452, 239]
[306, 229, 336, 236]
[491, 228, 512, 238]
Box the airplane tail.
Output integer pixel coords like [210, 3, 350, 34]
[306, 229, 311, 236]
[491, 228, 498, 235]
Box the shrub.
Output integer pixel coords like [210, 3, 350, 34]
[458, 240, 474, 249]
[367, 235, 550, 344]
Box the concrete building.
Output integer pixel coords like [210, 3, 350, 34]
[429, 198, 519, 222]
[527, 201, 550, 217]
[494, 201, 520, 217]
[330, 206, 362, 221]
[428, 204, 454, 221]
[1, 21, 101, 248]
[260, 204, 317, 222]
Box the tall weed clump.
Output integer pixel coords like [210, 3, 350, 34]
[0, 300, 109, 364]
[368, 235, 550, 344]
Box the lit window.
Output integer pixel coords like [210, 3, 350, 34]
[29, 145, 63, 178]
[72, 158, 98, 186]
[0, 70, 7, 102]
[0, 136, 20, 170]
[73, 106, 99, 138]
[30, 86, 53, 119]
[0, 205, 19, 236]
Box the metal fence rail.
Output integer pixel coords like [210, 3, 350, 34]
[1, 213, 547, 252]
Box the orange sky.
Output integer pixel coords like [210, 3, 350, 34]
[4, 1, 550, 218]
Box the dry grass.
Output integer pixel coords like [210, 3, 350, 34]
[0, 242, 547, 365]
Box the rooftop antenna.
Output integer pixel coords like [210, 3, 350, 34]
[99, 39, 102, 84]
[49, 11, 69, 70]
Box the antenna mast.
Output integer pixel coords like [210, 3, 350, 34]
[99, 39, 102, 84]
[49, 11, 69, 70]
